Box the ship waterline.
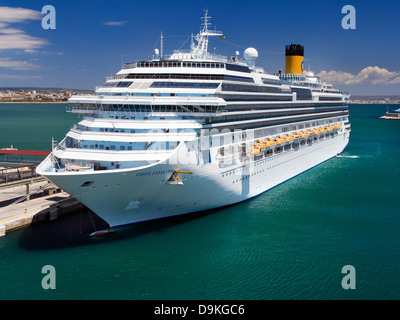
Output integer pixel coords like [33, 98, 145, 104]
[36, 11, 351, 228]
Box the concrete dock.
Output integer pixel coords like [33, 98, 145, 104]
[0, 180, 83, 237]
[379, 110, 400, 120]
[379, 114, 400, 119]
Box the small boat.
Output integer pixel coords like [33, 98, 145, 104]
[284, 134, 294, 142]
[292, 132, 302, 139]
[251, 146, 262, 155]
[264, 139, 276, 147]
[299, 131, 308, 138]
[274, 137, 286, 144]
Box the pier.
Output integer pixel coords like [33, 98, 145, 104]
[380, 113, 400, 119]
[0, 149, 50, 166]
[0, 149, 84, 237]
[0, 179, 82, 237]
[0, 165, 43, 185]
[0, 149, 50, 203]
[379, 107, 400, 119]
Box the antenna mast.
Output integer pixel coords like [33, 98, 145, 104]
[160, 31, 163, 59]
[190, 9, 223, 57]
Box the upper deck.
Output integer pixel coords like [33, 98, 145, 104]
[68, 10, 349, 118]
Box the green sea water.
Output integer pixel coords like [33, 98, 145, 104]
[0, 103, 399, 300]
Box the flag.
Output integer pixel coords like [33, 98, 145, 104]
[220, 35, 226, 40]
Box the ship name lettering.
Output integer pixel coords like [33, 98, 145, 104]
[136, 170, 173, 177]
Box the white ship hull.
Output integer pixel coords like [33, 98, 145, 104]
[38, 130, 349, 228]
[36, 12, 352, 230]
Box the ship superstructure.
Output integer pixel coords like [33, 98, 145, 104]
[37, 11, 351, 228]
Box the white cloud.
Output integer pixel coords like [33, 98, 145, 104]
[0, 74, 42, 81]
[0, 6, 48, 50]
[23, 49, 64, 57]
[317, 70, 355, 85]
[317, 66, 400, 85]
[0, 27, 24, 34]
[0, 57, 40, 70]
[0, 33, 48, 50]
[0, 6, 42, 24]
[389, 77, 400, 84]
[104, 21, 127, 26]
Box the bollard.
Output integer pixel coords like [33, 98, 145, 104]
[49, 204, 58, 221]
[26, 183, 30, 201]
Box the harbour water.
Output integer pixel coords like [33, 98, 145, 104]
[0, 103, 399, 300]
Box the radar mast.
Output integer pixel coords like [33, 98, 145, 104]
[190, 9, 223, 57]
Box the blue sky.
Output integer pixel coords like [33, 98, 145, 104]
[1, 0, 400, 95]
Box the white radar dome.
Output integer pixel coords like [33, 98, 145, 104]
[154, 48, 159, 55]
[244, 47, 258, 68]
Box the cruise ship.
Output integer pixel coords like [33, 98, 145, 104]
[36, 11, 351, 229]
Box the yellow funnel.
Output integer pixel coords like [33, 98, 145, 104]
[285, 44, 304, 75]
